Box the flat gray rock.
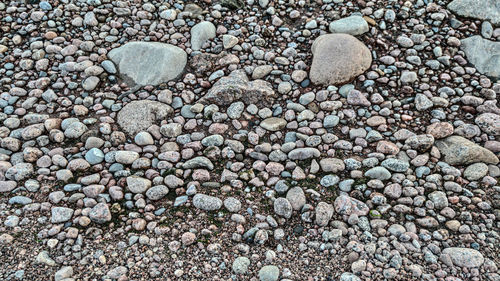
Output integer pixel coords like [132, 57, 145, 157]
[108, 42, 187, 86]
[435, 135, 499, 165]
[448, 0, 500, 25]
[460, 36, 500, 79]
[442, 247, 484, 268]
[329, 15, 369, 35]
[191, 21, 216, 50]
[117, 100, 173, 136]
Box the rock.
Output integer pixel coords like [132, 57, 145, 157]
[85, 148, 104, 164]
[442, 247, 484, 268]
[260, 117, 286, 131]
[89, 203, 112, 223]
[107, 266, 128, 279]
[115, 151, 140, 164]
[36, 251, 56, 266]
[319, 158, 345, 173]
[460, 36, 500, 79]
[51, 207, 74, 223]
[161, 123, 183, 138]
[117, 100, 173, 136]
[310, 34, 372, 85]
[108, 42, 187, 86]
[223, 34, 238, 49]
[134, 131, 154, 145]
[55, 266, 73, 281]
[426, 122, 454, 139]
[381, 158, 410, 172]
[201, 70, 276, 106]
[183, 156, 214, 170]
[415, 94, 433, 111]
[258, 265, 279, 281]
[334, 195, 369, 216]
[315, 202, 334, 226]
[126, 176, 151, 193]
[475, 113, 500, 136]
[191, 21, 216, 50]
[340, 272, 361, 281]
[405, 134, 434, 152]
[447, 0, 500, 25]
[224, 197, 242, 212]
[463, 162, 489, 180]
[193, 194, 222, 211]
[329, 15, 369, 35]
[232, 257, 251, 274]
[435, 136, 499, 165]
[365, 166, 392, 180]
[428, 191, 448, 209]
[288, 148, 321, 160]
[286, 187, 306, 211]
[146, 185, 169, 200]
[274, 198, 293, 219]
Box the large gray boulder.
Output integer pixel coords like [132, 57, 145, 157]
[108, 42, 187, 86]
[435, 135, 499, 165]
[117, 100, 173, 135]
[310, 34, 372, 85]
[448, 0, 500, 25]
[460, 36, 500, 79]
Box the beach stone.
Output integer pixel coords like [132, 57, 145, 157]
[463, 163, 489, 180]
[108, 42, 187, 86]
[260, 117, 287, 131]
[435, 136, 499, 165]
[274, 198, 293, 219]
[329, 15, 369, 35]
[460, 36, 500, 79]
[310, 34, 372, 85]
[117, 100, 173, 136]
[334, 195, 369, 216]
[89, 203, 112, 224]
[191, 21, 216, 50]
[232, 257, 251, 274]
[442, 248, 484, 268]
[193, 194, 222, 211]
[315, 202, 334, 226]
[258, 265, 279, 281]
[51, 207, 74, 223]
[201, 70, 276, 106]
[126, 176, 151, 193]
[447, 0, 500, 25]
[475, 113, 500, 136]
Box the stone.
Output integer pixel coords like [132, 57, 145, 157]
[108, 42, 187, 86]
[475, 113, 500, 136]
[334, 195, 369, 216]
[329, 15, 369, 35]
[258, 265, 279, 281]
[435, 136, 499, 165]
[463, 163, 489, 180]
[193, 194, 222, 211]
[442, 247, 484, 268]
[232, 257, 251, 274]
[447, 0, 500, 25]
[310, 34, 372, 85]
[115, 151, 140, 164]
[126, 176, 151, 193]
[274, 198, 292, 219]
[319, 158, 345, 173]
[36, 251, 56, 266]
[89, 203, 112, 223]
[365, 166, 392, 180]
[201, 70, 276, 106]
[460, 36, 500, 79]
[146, 185, 169, 200]
[315, 202, 334, 226]
[191, 21, 216, 50]
[224, 197, 242, 212]
[117, 100, 173, 136]
[134, 132, 154, 145]
[51, 207, 74, 223]
[107, 266, 128, 279]
[288, 148, 321, 160]
[381, 158, 410, 172]
[55, 266, 73, 281]
[183, 156, 214, 170]
[260, 117, 286, 131]
[286, 187, 306, 211]
[223, 34, 239, 49]
[426, 122, 454, 139]
[85, 148, 104, 164]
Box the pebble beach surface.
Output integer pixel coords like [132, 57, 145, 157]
[0, 0, 499, 280]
